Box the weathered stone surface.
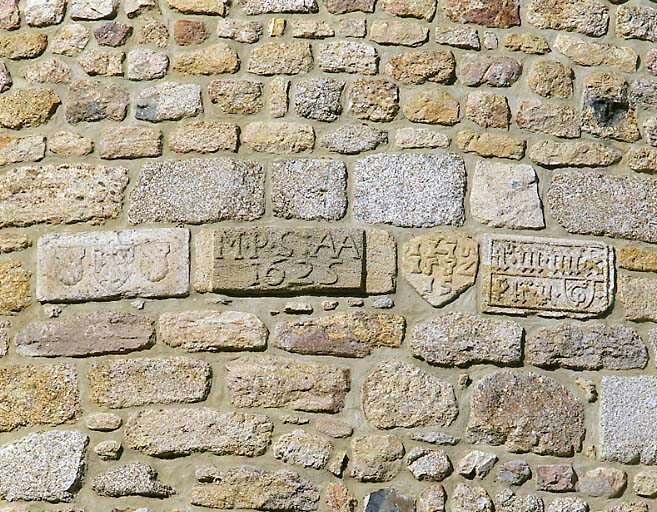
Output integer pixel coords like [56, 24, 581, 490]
[0, 88, 58, 128]
[363, 360, 458, 429]
[348, 79, 399, 122]
[289, 19, 334, 38]
[273, 430, 332, 469]
[37, 229, 189, 302]
[634, 470, 657, 498]
[516, 100, 580, 138]
[0, 363, 78, 431]
[23, 57, 70, 83]
[351, 434, 404, 482]
[381, 0, 435, 19]
[410, 312, 522, 367]
[66, 79, 128, 123]
[269, 77, 289, 117]
[98, 127, 162, 159]
[0, 430, 87, 502]
[617, 4, 657, 42]
[471, 160, 544, 229]
[78, 48, 124, 76]
[0, 233, 30, 254]
[529, 140, 621, 168]
[16, 312, 154, 357]
[401, 232, 477, 307]
[630, 80, 657, 112]
[626, 147, 657, 174]
[126, 48, 168, 80]
[457, 130, 525, 160]
[171, 43, 239, 75]
[465, 91, 509, 128]
[94, 439, 122, 460]
[459, 55, 522, 87]
[618, 247, 657, 272]
[0, 0, 19, 30]
[555, 35, 636, 73]
[442, 0, 519, 27]
[135, 15, 168, 47]
[548, 498, 588, 512]
[395, 127, 449, 148]
[95, 21, 132, 46]
[125, 407, 272, 457]
[496, 490, 543, 512]
[324, 0, 374, 13]
[71, 0, 118, 19]
[129, 158, 263, 224]
[620, 277, 657, 322]
[0, 135, 44, 166]
[370, 20, 428, 46]
[354, 153, 466, 227]
[168, 120, 238, 154]
[48, 131, 93, 156]
[226, 355, 350, 412]
[136, 82, 202, 122]
[174, 19, 208, 45]
[481, 234, 614, 318]
[91, 463, 174, 498]
[51, 24, 89, 56]
[242, 0, 316, 14]
[169, 0, 227, 14]
[459, 451, 497, 479]
[419, 485, 446, 512]
[579, 467, 626, 498]
[536, 464, 577, 492]
[364, 489, 414, 512]
[86, 412, 121, 432]
[0, 164, 127, 228]
[527, 0, 609, 37]
[326, 482, 356, 512]
[385, 49, 454, 85]
[497, 460, 531, 486]
[25, 0, 65, 26]
[319, 124, 387, 154]
[502, 33, 549, 54]
[318, 41, 377, 75]
[452, 484, 493, 512]
[548, 172, 657, 243]
[467, 370, 585, 456]
[0, 33, 47, 59]
[408, 447, 452, 481]
[403, 89, 459, 125]
[191, 466, 320, 511]
[295, 78, 343, 121]
[528, 60, 573, 98]
[366, 229, 397, 295]
[273, 312, 404, 357]
[248, 42, 312, 75]
[89, 356, 211, 409]
[243, 121, 315, 153]
[436, 27, 480, 51]
[526, 323, 647, 370]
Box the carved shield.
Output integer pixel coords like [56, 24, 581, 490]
[52, 246, 86, 286]
[93, 245, 134, 292]
[136, 241, 171, 283]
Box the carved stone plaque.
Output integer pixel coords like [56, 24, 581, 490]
[195, 227, 364, 293]
[401, 231, 479, 307]
[37, 228, 190, 302]
[481, 234, 615, 318]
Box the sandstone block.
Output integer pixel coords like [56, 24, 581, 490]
[243, 121, 314, 153]
[384, 49, 454, 85]
[248, 42, 312, 75]
[459, 55, 521, 87]
[457, 130, 525, 160]
[0, 88, 58, 128]
[529, 140, 621, 168]
[502, 33, 549, 54]
[351, 434, 404, 482]
[516, 100, 580, 138]
[273, 430, 332, 469]
[370, 20, 428, 46]
[167, 120, 239, 154]
[527, 0, 609, 37]
[0, 135, 45, 166]
[555, 35, 637, 73]
[98, 127, 162, 159]
[528, 60, 573, 98]
[169, 0, 227, 14]
[619, 276, 657, 322]
[135, 82, 202, 122]
[318, 41, 378, 75]
[403, 89, 459, 125]
[171, 43, 239, 75]
[465, 91, 510, 128]
[0, 33, 47, 59]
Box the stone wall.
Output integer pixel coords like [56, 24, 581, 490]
[0, 0, 655, 511]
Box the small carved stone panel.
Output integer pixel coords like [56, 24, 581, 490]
[195, 227, 364, 293]
[481, 234, 615, 318]
[36, 228, 190, 302]
[401, 231, 478, 307]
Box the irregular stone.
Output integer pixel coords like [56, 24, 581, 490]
[294, 78, 344, 121]
[0, 61, 10, 91]
[324, 0, 374, 13]
[92, 463, 174, 498]
[530, 140, 621, 168]
[647, 49, 657, 76]
[457, 130, 525, 160]
[16, 312, 154, 357]
[409, 431, 459, 445]
[384, 50, 454, 85]
[364, 489, 414, 512]
[403, 89, 459, 125]
[194, 227, 363, 294]
[94, 439, 122, 460]
[319, 124, 387, 154]
[634, 470, 657, 498]
[459, 55, 522, 87]
[418, 486, 446, 512]
[98, 127, 162, 159]
[497, 460, 531, 486]
[626, 147, 657, 174]
[547, 498, 588, 512]
[243, 121, 314, 153]
[502, 33, 549, 54]
[351, 435, 404, 482]
[617, 4, 657, 42]
[370, 20, 428, 46]
[579, 468, 626, 498]
[124, 407, 272, 457]
[47, 131, 93, 156]
[465, 91, 509, 128]
[315, 419, 352, 439]
[88, 356, 211, 409]
[171, 43, 239, 75]
[406, 448, 451, 481]
[516, 100, 580, 138]
[288, 19, 333, 38]
[526, 323, 647, 370]
[94, 21, 132, 47]
[226, 355, 350, 413]
[37, 228, 189, 302]
[528, 60, 573, 98]
[0, 164, 126, 228]
[78, 48, 124, 76]
[168, 0, 227, 14]
[527, 0, 609, 37]
[25, 0, 65, 26]
[496, 489, 544, 512]
[458, 451, 497, 479]
[86, 413, 122, 432]
[126, 48, 168, 80]
[216, 18, 262, 43]
[363, 360, 457, 429]
[381, 0, 435, 19]
[468, 370, 584, 456]
[452, 484, 493, 512]
[0, 430, 87, 502]
[168, 120, 238, 153]
[395, 127, 448, 148]
[23, 57, 71, 83]
[269, 76, 289, 117]
[348, 78, 399, 122]
[0, 135, 45, 166]
[0, 233, 30, 254]
[208, 79, 263, 115]
[434, 26, 480, 49]
[618, 247, 657, 272]
[605, 502, 648, 512]
[366, 229, 397, 295]
[135, 82, 202, 122]
[318, 41, 377, 74]
[555, 35, 636, 73]
[66, 79, 128, 123]
[0, 33, 47, 59]
[326, 482, 356, 512]
[242, 0, 316, 13]
[0, 88, 58, 128]
[442, 0, 519, 27]
[51, 24, 88, 56]
[548, 172, 657, 242]
[354, 153, 466, 227]
[191, 466, 320, 511]
[620, 277, 657, 321]
[0, 261, 29, 313]
[0, 0, 19, 30]
[273, 430, 332, 469]
[248, 42, 312, 75]
[135, 15, 168, 47]
[536, 465, 577, 492]
[174, 19, 208, 45]
[71, 0, 118, 19]
[630, 79, 657, 111]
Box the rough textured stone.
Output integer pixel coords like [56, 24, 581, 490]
[616, 5, 657, 42]
[548, 498, 588, 512]
[548, 172, 657, 243]
[86, 413, 122, 432]
[620, 277, 657, 322]
[0, 233, 30, 254]
[385, 50, 454, 85]
[354, 153, 466, 227]
[370, 20, 428, 46]
[51, 24, 89, 56]
[248, 42, 312, 75]
[618, 247, 657, 272]
[168, 120, 238, 154]
[364, 489, 414, 512]
[91, 463, 174, 498]
[273, 430, 332, 469]
[459, 55, 522, 87]
[23, 57, 71, 83]
[169, 0, 227, 14]
[174, 19, 208, 45]
[127, 48, 168, 80]
[0, 33, 47, 59]
[435, 26, 480, 49]
[324, 0, 374, 13]
[627, 148, 657, 174]
[78, 48, 124, 76]
[66, 80, 128, 123]
[226, 355, 350, 412]
[318, 41, 378, 74]
[0, 88, 58, 128]
[243, 121, 315, 153]
[629, 79, 657, 112]
[135, 15, 168, 47]
[242, 0, 316, 14]
[94, 439, 122, 461]
[527, 0, 609, 37]
[536, 465, 577, 492]
[95, 21, 132, 46]
[465, 91, 509, 128]
[403, 89, 459, 125]
[350, 434, 404, 482]
[418, 485, 446, 512]
[452, 484, 493, 512]
[172, 43, 239, 75]
[319, 124, 387, 154]
[136, 82, 202, 122]
[634, 470, 657, 498]
[191, 466, 320, 511]
[289, 19, 334, 38]
[405, 448, 451, 481]
[381, 0, 435, 19]
[530, 141, 621, 168]
[47, 131, 93, 156]
[362, 360, 458, 429]
[71, 0, 118, 19]
[502, 33, 549, 54]
[349, 79, 399, 122]
[366, 229, 397, 295]
[124, 407, 273, 457]
[25, 0, 65, 26]
[216, 18, 262, 42]
[0, 0, 19, 30]
[326, 482, 356, 512]
[457, 130, 525, 160]
[442, 0, 519, 27]
[16, 312, 154, 357]
[0, 430, 87, 502]
[579, 468, 627, 498]
[516, 100, 580, 138]
[0, 135, 45, 166]
[458, 451, 497, 479]
[129, 158, 263, 224]
[294, 79, 343, 121]
[497, 460, 532, 486]
[555, 35, 637, 73]
[496, 490, 543, 512]
[395, 127, 449, 148]
[98, 127, 162, 159]
[528, 60, 573, 98]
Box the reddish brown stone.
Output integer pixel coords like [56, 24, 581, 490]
[174, 19, 209, 46]
[441, 0, 520, 28]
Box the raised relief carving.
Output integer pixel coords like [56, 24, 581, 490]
[401, 231, 479, 307]
[481, 234, 615, 318]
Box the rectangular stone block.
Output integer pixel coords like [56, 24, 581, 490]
[481, 234, 614, 318]
[195, 227, 364, 294]
[37, 228, 189, 302]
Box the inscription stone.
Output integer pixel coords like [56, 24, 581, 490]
[401, 231, 478, 307]
[195, 227, 364, 294]
[37, 228, 190, 302]
[481, 234, 614, 318]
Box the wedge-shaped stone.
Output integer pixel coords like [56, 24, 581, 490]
[467, 370, 585, 456]
[226, 355, 350, 413]
[192, 465, 320, 511]
[16, 312, 154, 357]
[362, 360, 458, 429]
[480, 234, 614, 318]
[88, 356, 211, 409]
[128, 158, 264, 224]
[526, 323, 647, 370]
[0, 430, 87, 502]
[272, 312, 405, 357]
[195, 227, 364, 294]
[124, 407, 273, 457]
[0, 363, 79, 431]
[159, 311, 267, 352]
[410, 312, 523, 367]
[0, 164, 127, 229]
[527, 0, 609, 37]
